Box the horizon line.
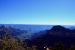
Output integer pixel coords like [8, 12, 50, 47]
[0, 23, 75, 26]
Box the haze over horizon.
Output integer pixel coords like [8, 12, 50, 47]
[0, 0, 75, 25]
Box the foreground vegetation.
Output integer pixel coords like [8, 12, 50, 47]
[1, 34, 75, 50]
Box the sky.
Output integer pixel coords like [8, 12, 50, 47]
[0, 0, 75, 25]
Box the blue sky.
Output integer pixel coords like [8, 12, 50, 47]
[0, 0, 75, 25]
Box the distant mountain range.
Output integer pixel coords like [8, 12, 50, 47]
[0, 24, 75, 40]
[0, 24, 53, 39]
